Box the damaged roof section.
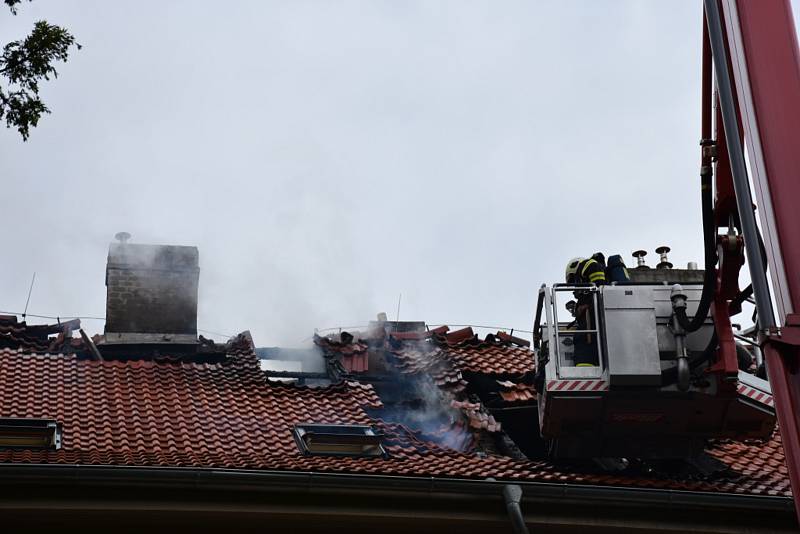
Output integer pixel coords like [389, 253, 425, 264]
[0, 315, 85, 355]
[310, 323, 536, 455]
[388, 325, 535, 383]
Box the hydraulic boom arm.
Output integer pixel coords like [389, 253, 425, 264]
[703, 0, 800, 519]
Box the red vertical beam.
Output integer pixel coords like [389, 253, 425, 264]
[710, 297, 739, 378]
[729, 0, 800, 318]
[722, 0, 800, 517]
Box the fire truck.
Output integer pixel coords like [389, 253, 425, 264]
[532, 0, 800, 518]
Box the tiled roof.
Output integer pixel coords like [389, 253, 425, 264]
[0, 349, 378, 468]
[388, 329, 534, 377]
[707, 434, 791, 496]
[0, 344, 790, 497]
[439, 340, 535, 376]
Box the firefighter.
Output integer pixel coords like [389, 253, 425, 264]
[565, 256, 606, 286]
[565, 256, 606, 367]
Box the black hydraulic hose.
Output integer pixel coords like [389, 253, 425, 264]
[661, 330, 718, 386]
[503, 484, 530, 534]
[704, 0, 776, 331]
[533, 290, 545, 350]
[675, 168, 717, 333]
[664, 13, 719, 385]
[730, 220, 768, 312]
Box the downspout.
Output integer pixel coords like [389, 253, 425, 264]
[503, 484, 530, 534]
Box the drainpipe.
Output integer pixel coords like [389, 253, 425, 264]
[503, 484, 530, 534]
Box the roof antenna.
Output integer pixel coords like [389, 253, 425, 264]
[22, 271, 36, 320]
[396, 293, 402, 322]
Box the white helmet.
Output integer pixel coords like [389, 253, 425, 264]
[565, 257, 584, 283]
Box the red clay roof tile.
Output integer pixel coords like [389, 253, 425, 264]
[496, 380, 537, 404]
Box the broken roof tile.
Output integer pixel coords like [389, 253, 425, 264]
[388, 325, 449, 341]
[313, 334, 370, 374]
[495, 331, 531, 348]
[496, 380, 537, 404]
[444, 327, 475, 344]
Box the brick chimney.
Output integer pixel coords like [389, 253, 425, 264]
[104, 235, 199, 345]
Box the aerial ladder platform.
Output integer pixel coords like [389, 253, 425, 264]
[532, 0, 800, 520]
[533, 280, 775, 459]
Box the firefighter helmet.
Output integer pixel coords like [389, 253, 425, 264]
[565, 257, 584, 283]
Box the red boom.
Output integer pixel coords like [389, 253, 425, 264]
[709, 0, 800, 520]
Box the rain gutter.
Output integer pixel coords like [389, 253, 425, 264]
[0, 463, 792, 514]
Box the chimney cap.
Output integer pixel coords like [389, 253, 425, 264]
[114, 232, 131, 244]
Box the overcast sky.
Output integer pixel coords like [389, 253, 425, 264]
[2, 1, 799, 347]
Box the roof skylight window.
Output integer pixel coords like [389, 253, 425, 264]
[0, 418, 62, 450]
[293, 424, 386, 458]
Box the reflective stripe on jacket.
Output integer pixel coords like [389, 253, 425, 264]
[577, 258, 606, 285]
